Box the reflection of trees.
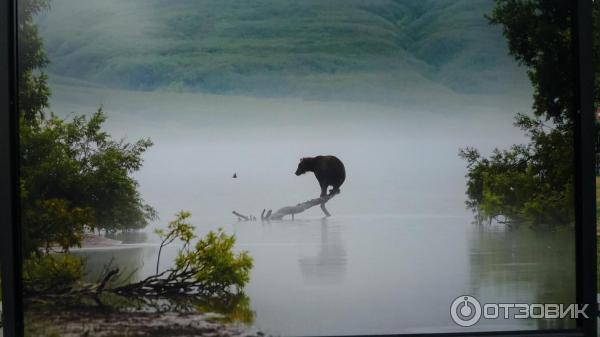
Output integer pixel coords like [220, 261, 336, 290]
[298, 218, 347, 284]
[468, 225, 575, 330]
[64, 247, 257, 324]
[194, 292, 255, 325]
[105, 230, 149, 243]
[74, 246, 156, 285]
[132, 292, 256, 325]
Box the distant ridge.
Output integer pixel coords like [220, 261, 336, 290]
[36, 0, 529, 101]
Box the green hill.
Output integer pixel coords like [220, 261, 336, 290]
[36, 0, 529, 100]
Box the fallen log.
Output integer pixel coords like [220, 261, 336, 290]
[232, 211, 250, 221]
[235, 193, 336, 221]
[268, 194, 334, 220]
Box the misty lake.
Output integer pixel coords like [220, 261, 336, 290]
[52, 83, 575, 335]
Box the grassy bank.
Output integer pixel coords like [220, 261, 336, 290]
[36, 0, 529, 98]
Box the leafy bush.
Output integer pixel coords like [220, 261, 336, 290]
[22, 254, 84, 295]
[154, 211, 195, 274]
[182, 228, 253, 294]
[153, 211, 253, 296]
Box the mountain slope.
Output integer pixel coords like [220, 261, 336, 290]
[36, 0, 529, 100]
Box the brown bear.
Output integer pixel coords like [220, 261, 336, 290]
[295, 155, 346, 197]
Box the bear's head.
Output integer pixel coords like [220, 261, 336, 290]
[295, 157, 313, 176]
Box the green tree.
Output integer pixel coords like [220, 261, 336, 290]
[19, 0, 156, 256]
[460, 117, 574, 225]
[18, 0, 51, 122]
[20, 111, 156, 254]
[486, 0, 578, 124]
[461, 0, 599, 226]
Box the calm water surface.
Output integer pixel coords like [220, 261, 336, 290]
[56, 86, 575, 335]
[76, 215, 575, 336]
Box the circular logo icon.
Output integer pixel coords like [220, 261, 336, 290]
[450, 295, 482, 327]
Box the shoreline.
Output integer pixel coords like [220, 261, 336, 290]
[34, 233, 262, 336]
[51, 233, 159, 252]
[26, 306, 261, 337]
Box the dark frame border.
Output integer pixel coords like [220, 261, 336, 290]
[574, 0, 598, 336]
[0, 0, 23, 336]
[0, 0, 595, 336]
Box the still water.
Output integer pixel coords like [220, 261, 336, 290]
[54, 85, 575, 335]
[76, 216, 575, 336]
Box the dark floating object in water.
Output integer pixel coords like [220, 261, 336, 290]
[232, 211, 257, 221]
[233, 173, 237, 178]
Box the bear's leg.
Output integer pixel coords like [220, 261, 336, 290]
[329, 182, 341, 196]
[319, 182, 328, 197]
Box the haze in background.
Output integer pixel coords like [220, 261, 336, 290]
[38, 0, 574, 335]
[38, 0, 533, 222]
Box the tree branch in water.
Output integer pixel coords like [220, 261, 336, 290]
[235, 193, 337, 221]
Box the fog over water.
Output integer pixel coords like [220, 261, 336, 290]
[51, 80, 575, 335]
[19, 0, 578, 334]
[50, 81, 532, 221]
